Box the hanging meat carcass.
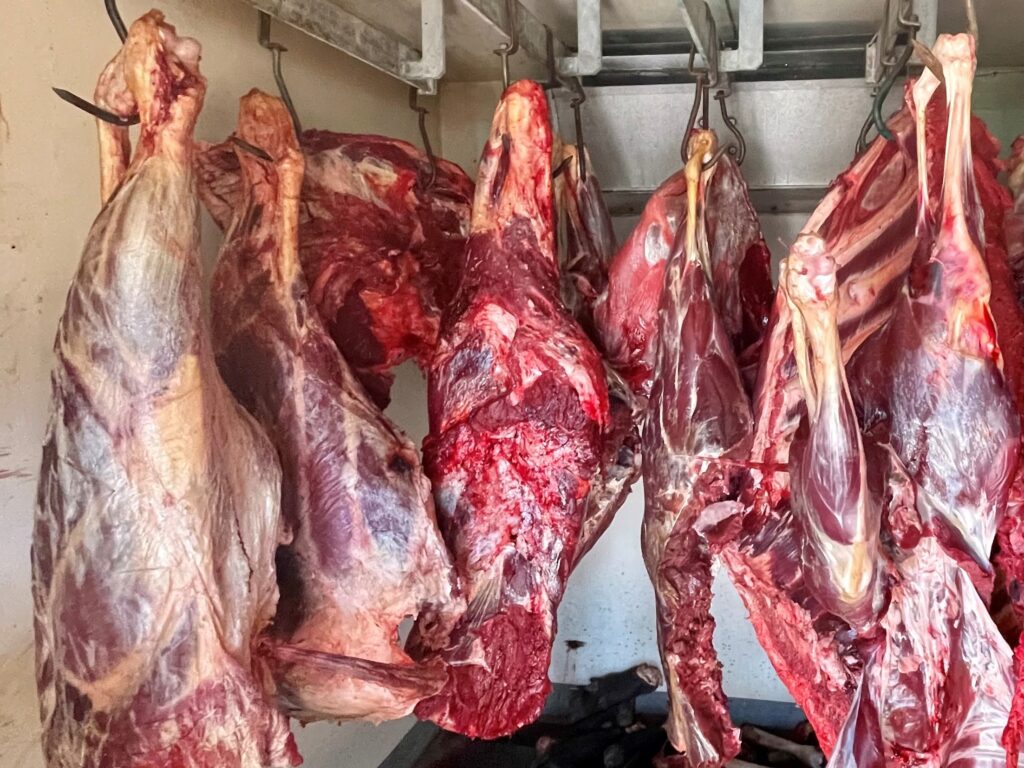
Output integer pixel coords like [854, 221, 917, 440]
[720, 79, 928, 759]
[197, 127, 474, 407]
[31, 14, 299, 767]
[593, 154, 772, 398]
[641, 130, 752, 767]
[553, 137, 641, 565]
[553, 138, 617, 336]
[784, 235, 887, 632]
[725, 32, 1021, 761]
[831, 47, 1018, 763]
[408, 80, 610, 739]
[208, 91, 461, 724]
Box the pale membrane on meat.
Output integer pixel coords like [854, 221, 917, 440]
[208, 91, 461, 724]
[32, 12, 298, 768]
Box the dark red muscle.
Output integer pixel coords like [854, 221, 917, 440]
[197, 129, 474, 407]
[641, 131, 751, 767]
[209, 92, 461, 725]
[594, 155, 771, 397]
[409, 81, 608, 739]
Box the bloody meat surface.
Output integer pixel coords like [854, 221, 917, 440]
[409, 81, 609, 739]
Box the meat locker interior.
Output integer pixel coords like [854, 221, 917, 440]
[5, 0, 1024, 766]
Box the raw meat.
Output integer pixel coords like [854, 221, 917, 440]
[31, 14, 298, 767]
[641, 130, 751, 766]
[721, 87, 925, 758]
[849, 35, 1019, 580]
[993, 131, 1024, 652]
[554, 139, 617, 336]
[553, 138, 640, 566]
[197, 129, 474, 407]
[573, 364, 641, 567]
[784, 235, 886, 631]
[209, 91, 461, 723]
[1006, 137, 1024, 298]
[594, 155, 771, 397]
[409, 80, 609, 739]
[829, 538, 1016, 767]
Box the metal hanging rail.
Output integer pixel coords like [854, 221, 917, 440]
[240, 0, 446, 94]
[240, 0, 771, 95]
[599, 0, 764, 79]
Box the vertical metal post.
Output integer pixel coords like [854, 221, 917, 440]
[558, 0, 603, 77]
[401, 0, 446, 90]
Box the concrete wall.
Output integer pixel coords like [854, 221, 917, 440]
[0, 1, 438, 765]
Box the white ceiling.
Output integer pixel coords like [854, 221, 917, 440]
[329, 0, 1024, 80]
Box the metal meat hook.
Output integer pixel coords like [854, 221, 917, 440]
[714, 90, 746, 165]
[53, 0, 139, 124]
[258, 12, 303, 136]
[681, 71, 709, 164]
[570, 77, 588, 183]
[105, 0, 127, 42]
[408, 87, 438, 189]
[857, 4, 922, 154]
[494, 0, 520, 91]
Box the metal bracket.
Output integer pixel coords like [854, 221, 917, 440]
[400, 0, 446, 90]
[682, 0, 762, 74]
[460, 0, 569, 68]
[557, 0, 602, 77]
[599, 0, 762, 78]
[241, 0, 444, 94]
[865, 0, 936, 85]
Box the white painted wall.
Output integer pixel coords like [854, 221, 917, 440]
[0, 1, 440, 765]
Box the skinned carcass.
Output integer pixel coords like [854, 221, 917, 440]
[831, 50, 1021, 750]
[850, 40, 1020, 577]
[784, 235, 887, 632]
[209, 91, 461, 723]
[554, 139, 617, 336]
[641, 130, 752, 767]
[720, 78, 929, 759]
[197, 128, 474, 407]
[594, 155, 772, 398]
[553, 138, 641, 566]
[409, 80, 609, 739]
[31, 14, 299, 767]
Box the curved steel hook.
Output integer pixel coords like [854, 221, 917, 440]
[872, 40, 914, 142]
[682, 72, 707, 163]
[408, 87, 437, 189]
[715, 90, 746, 165]
[259, 12, 303, 136]
[53, 1, 137, 124]
[855, 110, 876, 156]
[52, 88, 139, 125]
[569, 77, 587, 183]
[494, 0, 519, 90]
[105, 0, 128, 42]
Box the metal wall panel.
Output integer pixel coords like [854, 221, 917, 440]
[551, 79, 903, 192]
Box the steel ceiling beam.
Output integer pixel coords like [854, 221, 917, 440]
[241, 0, 444, 94]
[601, 0, 763, 79]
